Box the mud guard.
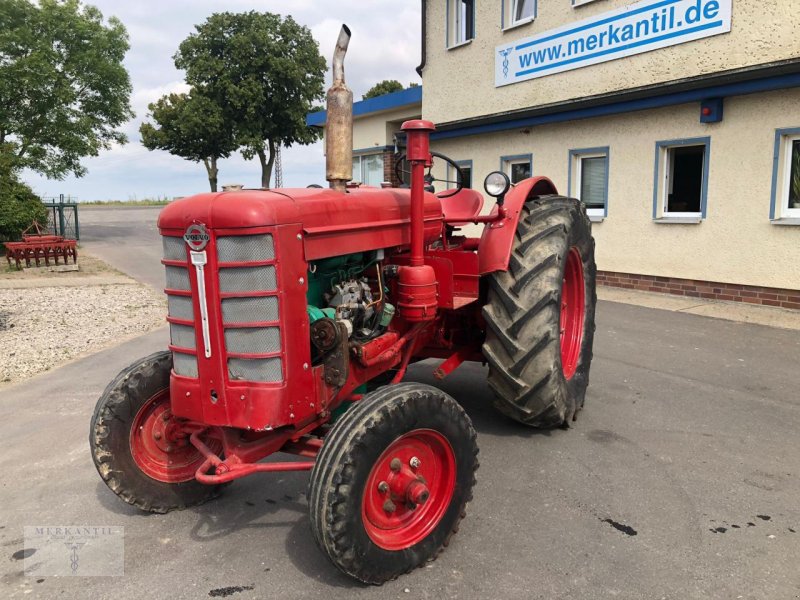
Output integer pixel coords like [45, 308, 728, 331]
[477, 176, 559, 275]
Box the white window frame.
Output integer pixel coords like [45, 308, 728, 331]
[447, 0, 475, 48]
[572, 0, 602, 8]
[569, 148, 608, 221]
[774, 132, 800, 220]
[653, 138, 709, 223]
[503, 0, 536, 30]
[352, 153, 384, 187]
[501, 154, 532, 184]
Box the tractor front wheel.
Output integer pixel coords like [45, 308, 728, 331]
[482, 195, 596, 427]
[89, 351, 223, 513]
[308, 383, 478, 584]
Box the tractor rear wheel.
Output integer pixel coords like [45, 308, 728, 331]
[482, 195, 596, 427]
[89, 351, 223, 513]
[308, 383, 478, 584]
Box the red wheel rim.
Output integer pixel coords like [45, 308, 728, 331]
[560, 247, 585, 380]
[129, 389, 218, 483]
[362, 429, 456, 551]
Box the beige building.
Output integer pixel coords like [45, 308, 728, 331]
[308, 0, 800, 308]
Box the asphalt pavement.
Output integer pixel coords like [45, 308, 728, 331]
[1, 206, 798, 599]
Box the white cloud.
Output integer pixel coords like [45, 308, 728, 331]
[21, 0, 421, 201]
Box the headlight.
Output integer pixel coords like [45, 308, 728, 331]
[483, 171, 510, 198]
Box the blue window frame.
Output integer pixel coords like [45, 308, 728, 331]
[652, 137, 710, 221]
[568, 147, 609, 219]
[499, 153, 532, 184]
[448, 159, 473, 189]
[769, 127, 800, 223]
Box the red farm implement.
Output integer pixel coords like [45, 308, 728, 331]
[90, 25, 597, 584]
[4, 222, 77, 269]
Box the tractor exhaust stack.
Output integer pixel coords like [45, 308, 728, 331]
[326, 24, 353, 193]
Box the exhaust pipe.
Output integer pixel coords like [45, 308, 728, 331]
[326, 25, 353, 193]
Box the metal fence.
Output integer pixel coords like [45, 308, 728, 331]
[42, 195, 80, 240]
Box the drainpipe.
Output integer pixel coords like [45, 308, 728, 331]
[416, 0, 426, 78]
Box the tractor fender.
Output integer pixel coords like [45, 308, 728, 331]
[477, 176, 559, 274]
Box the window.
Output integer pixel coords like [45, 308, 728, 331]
[653, 138, 710, 221]
[500, 154, 532, 184]
[447, 160, 472, 190]
[770, 128, 800, 222]
[569, 148, 608, 219]
[503, 0, 536, 28]
[513, 0, 535, 23]
[447, 0, 474, 47]
[352, 153, 384, 187]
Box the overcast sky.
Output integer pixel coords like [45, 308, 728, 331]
[21, 0, 421, 201]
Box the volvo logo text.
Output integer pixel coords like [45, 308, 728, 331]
[183, 223, 209, 251]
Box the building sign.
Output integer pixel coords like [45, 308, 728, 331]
[495, 0, 731, 87]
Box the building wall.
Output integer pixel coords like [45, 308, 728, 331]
[430, 87, 800, 290]
[352, 106, 422, 150]
[424, 0, 800, 124]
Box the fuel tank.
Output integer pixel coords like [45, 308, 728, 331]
[158, 187, 443, 260]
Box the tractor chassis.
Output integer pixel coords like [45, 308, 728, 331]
[176, 313, 485, 486]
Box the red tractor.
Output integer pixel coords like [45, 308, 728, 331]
[90, 25, 596, 584]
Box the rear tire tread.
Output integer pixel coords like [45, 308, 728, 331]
[482, 195, 597, 428]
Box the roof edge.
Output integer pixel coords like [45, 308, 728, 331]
[306, 85, 422, 128]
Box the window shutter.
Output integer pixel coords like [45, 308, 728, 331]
[580, 157, 606, 209]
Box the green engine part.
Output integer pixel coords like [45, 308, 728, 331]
[380, 302, 395, 328]
[306, 252, 369, 308]
[307, 305, 336, 323]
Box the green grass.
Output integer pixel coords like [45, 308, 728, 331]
[79, 197, 175, 206]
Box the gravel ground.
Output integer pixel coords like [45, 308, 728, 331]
[0, 283, 165, 385]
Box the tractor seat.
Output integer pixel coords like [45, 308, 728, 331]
[436, 188, 484, 226]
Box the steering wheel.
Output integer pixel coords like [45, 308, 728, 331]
[394, 151, 464, 199]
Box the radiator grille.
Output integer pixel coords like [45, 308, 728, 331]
[217, 234, 281, 382]
[163, 235, 196, 378]
[162, 232, 283, 383]
[219, 266, 276, 293]
[227, 357, 282, 382]
[221, 296, 278, 324]
[217, 234, 274, 262]
[170, 323, 196, 349]
[167, 295, 194, 321]
[165, 265, 190, 291]
[173, 353, 198, 378]
[224, 327, 281, 355]
[162, 236, 187, 261]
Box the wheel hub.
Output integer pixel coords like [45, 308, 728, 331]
[129, 389, 220, 483]
[560, 246, 586, 380]
[362, 429, 455, 551]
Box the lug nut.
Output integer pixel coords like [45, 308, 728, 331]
[164, 444, 174, 452]
[153, 432, 162, 440]
[389, 458, 402, 472]
[409, 457, 421, 469]
[377, 481, 389, 494]
[383, 499, 396, 513]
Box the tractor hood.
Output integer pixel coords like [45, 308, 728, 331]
[158, 187, 443, 261]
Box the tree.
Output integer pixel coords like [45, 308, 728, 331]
[0, 146, 47, 243]
[363, 80, 404, 99]
[0, 0, 133, 179]
[175, 12, 326, 188]
[140, 92, 236, 192]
